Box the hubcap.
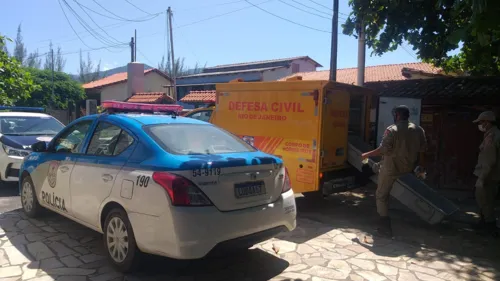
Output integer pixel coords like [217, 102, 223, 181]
[106, 217, 129, 263]
[22, 181, 34, 213]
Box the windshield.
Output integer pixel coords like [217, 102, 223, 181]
[0, 116, 65, 136]
[147, 124, 257, 155]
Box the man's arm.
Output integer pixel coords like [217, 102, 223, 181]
[362, 128, 394, 159]
[477, 136, 497, 184]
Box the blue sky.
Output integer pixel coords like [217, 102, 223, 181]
[2, 0, 421, 74]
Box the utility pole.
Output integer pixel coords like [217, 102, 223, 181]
[129, 36, 135, 62]
[51, 48, 54, 96]
[134, 29, 137, 62]
[167, 7, 177, 101]
[329, 0, 339, 81]
[356, 19, 366, 86]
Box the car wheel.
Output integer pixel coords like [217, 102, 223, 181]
[21, 175, 43, 218]
[103, 208, 140, 273]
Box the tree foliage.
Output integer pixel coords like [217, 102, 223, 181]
[26, 49, 42, 69]
[343, 0, 500, 75]
[158, 49, 205, 77]
[44, 42, 66, 72]
[0, 35, 39, 105]
[18, 68, 85, 109]
[14, 24, 27, 65]
[78, 50, 101, 83]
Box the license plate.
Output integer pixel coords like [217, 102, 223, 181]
[234, 181, 266, 198]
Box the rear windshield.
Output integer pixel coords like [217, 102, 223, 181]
[146, 124, 257, 155]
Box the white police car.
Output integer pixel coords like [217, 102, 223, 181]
[20, 101, 296, 272]
[0, 107, 64, 184]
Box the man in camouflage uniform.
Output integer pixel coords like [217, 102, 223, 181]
[472, 111, 500, 234]
[362, 105, 427, 237]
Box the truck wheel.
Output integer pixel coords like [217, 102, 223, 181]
[21, 175, 43, 218]
[103, 208, 140, 273]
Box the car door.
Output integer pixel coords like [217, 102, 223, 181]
[38, 120, 94, 216]
[70, 120, 136, 227]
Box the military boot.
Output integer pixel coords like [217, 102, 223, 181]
[376, 217, 393, 238]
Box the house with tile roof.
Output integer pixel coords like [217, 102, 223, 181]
[176, 56, 322, 102]
[180, 62, 444, 105]
[82, 67, 174, 105]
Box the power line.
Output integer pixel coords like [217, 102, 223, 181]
[90, 0, 155, 22]
[76, 0, 161, 22]
[62, 0, 124, 51]
[137, 49, 155, 65]
[124, 0, 155, 16]
[244, 0, 331, 33]
[278, 0, 331, 20]
[305, 0, 350, 17]
[401, 44, 418, 60]
[32, 42, 129, 59]
[176, 0, 273, 29]
[58, 0, 94, 49]
[179, 0, 247, 11]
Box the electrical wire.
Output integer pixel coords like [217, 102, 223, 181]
[244, 0, 331, 33]
[124, 0, 155, 16]
[58, 0, 94, 49]
[62, 0, 124, 51]
[90, 0, 157, 22]
[179, 0, 246, 11]
[278, 0, 331, 20]
[31, 42, 129, 59]
[176, 0, 273, 29]
[77, 0, 161, 21]
[137, 49, 155, 65]
[305, 0, 350, 17]
[71, 0, 126, 46]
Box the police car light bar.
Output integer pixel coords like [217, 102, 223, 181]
[101, 101, 183, 114]
[0, 106, 45, 113]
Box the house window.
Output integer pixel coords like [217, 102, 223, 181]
[292, 63, 300, 73]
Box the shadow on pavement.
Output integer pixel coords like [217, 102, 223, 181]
[279, 182, 500, 281]
[0, 209, 290, 281]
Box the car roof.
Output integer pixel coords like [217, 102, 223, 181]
[109, 114, 210, 126]
[0, 112, 53, 118]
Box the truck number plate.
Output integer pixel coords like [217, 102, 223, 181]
[234, 181, 266, 198]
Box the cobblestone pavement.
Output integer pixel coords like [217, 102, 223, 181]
[0, 204, 498, 281]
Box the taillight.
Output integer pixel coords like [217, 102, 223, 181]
[282, 167, 292, 193]
[152, 172, 212, 206]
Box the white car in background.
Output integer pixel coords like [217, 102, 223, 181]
[0, 107, 64, 183]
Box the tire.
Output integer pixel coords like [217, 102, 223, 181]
[21, 175, 43, 218]
[103, 208, 140, 273]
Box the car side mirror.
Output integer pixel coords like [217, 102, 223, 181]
[31, 141, 48, 153]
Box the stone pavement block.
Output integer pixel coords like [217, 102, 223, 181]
[61, 238, 80, 247]
[0, 265, 23, 278]
[377, 263, 399, 276]
[279, 272, 311, 280]
[356, 271, 387, 281]
[407, 264, 438, 276]
[284, 264, 309, 272]
[45, 267, 96, 275]
[297, 244, 317, 254]
[56, 277, 87, 281]
[40, 257, 64, 269]
[415, 272, 446, 281]
[347, 258, 376, 270]
[41, 226, 57, 233]
[4, 245, 31, 265]
[27, 241, 55, 260]
[60, 255, 83, 267]
[25, 233, 45, 242]
[22, 261, 39, 280]
[90, 272, 124, 281]
[79, 253, 106, 263]
[398, 270, 419, 281]
[0, 249, 10, 266]
[30, 276, 56, 281]
[48, 241, 76, 257]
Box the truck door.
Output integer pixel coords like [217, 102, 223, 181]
[320, 89, 350, 169]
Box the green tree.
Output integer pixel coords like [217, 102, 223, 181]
[0, 35, 39, 105]
[18, 68, 85, 109]
[158, 50, 205, 77]
[343, 0, 500, 75]
[14, 24, 27, 65]
[44, 42, 66, 72]
[25, 49, 42, 69]
[78, 50, 101, 83]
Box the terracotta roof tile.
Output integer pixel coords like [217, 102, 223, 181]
[83, 69, 172, 89]
[126, 92, 174, 103]
[180, 91, 217, 103]
[279, 62, 443, 83]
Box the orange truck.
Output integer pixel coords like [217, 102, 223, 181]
[184, 78, 374, 196]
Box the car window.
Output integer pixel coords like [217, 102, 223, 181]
[187, 110, 212, 122]
[113, 130, 134, 156]
[87, 122, 133, 156]
[147, 124, 256, 155]
[0, 115, 64, 136]
[53, 121, 92, 153]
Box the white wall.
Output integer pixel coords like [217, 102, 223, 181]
[292, 58, 317, 73]
[100, 72, 172, 101]
[262, 67, 293, 81]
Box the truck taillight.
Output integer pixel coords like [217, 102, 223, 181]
[152, 172, 212, 206]
[282, 167, 292, 193]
